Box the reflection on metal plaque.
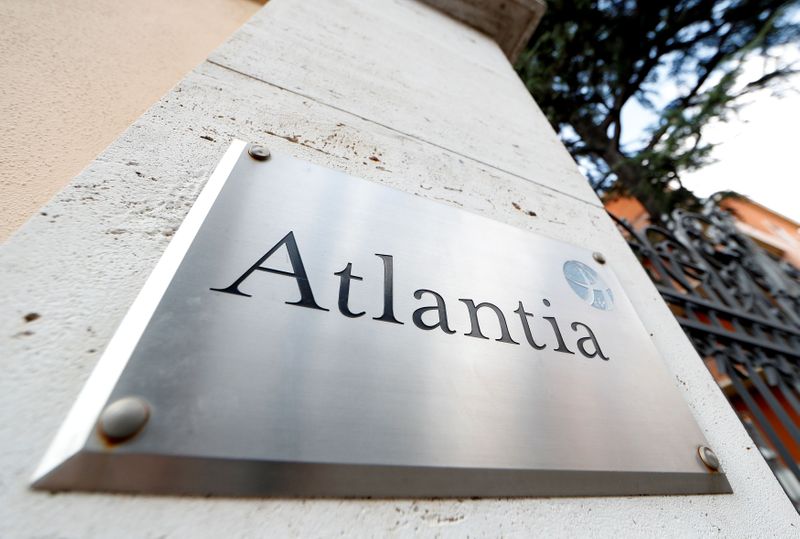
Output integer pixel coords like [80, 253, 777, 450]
[33, 141, 731, 497]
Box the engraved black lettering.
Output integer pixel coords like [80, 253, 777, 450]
[210, 231, 328, 311]
[571, 321, 610, 360]
[334, 262, 365, 318]
[412, 289, 456, 334]
[459, 299, 519, 344]
[514, 301, 546, 350]
[542, 299, 574, 354]
[543, 316, 574, 354]
[373, 254, 403, 324]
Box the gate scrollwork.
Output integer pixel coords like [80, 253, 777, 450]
[612, 204, 800, 508]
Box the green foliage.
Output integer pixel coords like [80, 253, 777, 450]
[516, 0, 800, 219]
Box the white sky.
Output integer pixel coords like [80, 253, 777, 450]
[620, 46, 800, 223]
[680, 67, 800, 223]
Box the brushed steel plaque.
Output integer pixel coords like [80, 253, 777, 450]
[33, 141, 731, 497]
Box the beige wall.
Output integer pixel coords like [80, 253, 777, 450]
[0, 0, 263, 242]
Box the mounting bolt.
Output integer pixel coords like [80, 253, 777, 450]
[99, 396, 150, 442]
[698, 445, 720, 471]
[592, 251, 606, 265]
[248, 144, 271, 161]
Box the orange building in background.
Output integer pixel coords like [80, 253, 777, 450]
[605, 193, 800, 268]
[604, 194, 652, 230]
[719, 196, 800, 269]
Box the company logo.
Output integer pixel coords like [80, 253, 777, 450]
[563, 260, 614, 311]
[209, 231, 610, 361]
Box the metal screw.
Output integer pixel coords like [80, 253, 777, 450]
[99, 396, 150, 442]
[248, 144, 271, 161]
[698, 445, 720, 471]
[592, 252, 606, 264]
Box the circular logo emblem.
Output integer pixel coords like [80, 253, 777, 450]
[563, 260, 614, 310]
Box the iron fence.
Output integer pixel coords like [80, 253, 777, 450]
[612, 204, 800, 509]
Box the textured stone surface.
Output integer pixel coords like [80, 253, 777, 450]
[209, 0, 596, 206]
[1, 0, 799, 536]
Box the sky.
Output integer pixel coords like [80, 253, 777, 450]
[620, 45, 800, 223]
[679, 66, 800, 223]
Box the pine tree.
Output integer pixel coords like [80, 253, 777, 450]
[516, 0, 799, 219]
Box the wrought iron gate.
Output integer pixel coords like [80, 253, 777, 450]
[612, 204, 800, 509]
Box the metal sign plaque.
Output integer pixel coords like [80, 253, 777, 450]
[33, 141, 731, 497]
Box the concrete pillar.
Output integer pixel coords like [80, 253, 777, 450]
[2, 0, 798, 535]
